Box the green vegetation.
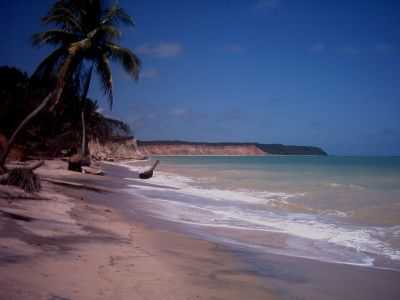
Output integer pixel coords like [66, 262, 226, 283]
[0, 0, 141, 190]
[31, 0, 140, 157]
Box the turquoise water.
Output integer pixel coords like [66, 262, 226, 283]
[124, 156, 400, 270]
[158, 155, 400, 191]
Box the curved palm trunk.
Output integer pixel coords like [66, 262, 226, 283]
[0, 54, 74, 169]
[80, 66, 93, 157]
[49, 54, 75, 111]
[0, 92, 54, 169]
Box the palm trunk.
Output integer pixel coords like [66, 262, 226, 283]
[80, 66, 93, 157]
[49, 54, 74, 111]
[0, 92, 54, 169]
[0, 54, 74, 169]
[81, 110, 86, 155]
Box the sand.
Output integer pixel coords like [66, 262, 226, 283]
[1, 160, 400, 300]
[0, 160, 277, 300]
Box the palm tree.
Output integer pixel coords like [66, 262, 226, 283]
[0, 0, 140, 169]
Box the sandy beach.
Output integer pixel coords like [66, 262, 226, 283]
[0, 160, 278, 300]
[1, 0, 399, 298]
[1, 160, 400, 300]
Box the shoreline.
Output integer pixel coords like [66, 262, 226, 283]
[0, 160, 278, 300]
[116, 158, 400, 299]
[115, 160, 400, 300]
[1, 159, 400, 299]
[117, 158, 400, 270]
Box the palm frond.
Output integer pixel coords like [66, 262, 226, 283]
[107, 44, 141, 80]
[33, 0, 139, 113]
[32, 30, 79, 47]
[86, 25, 121, 42]
[31, 47, 68, 80]
[102, 3, 135, 27]
[42, 7, 82, 32]
[68, 38, 92, 54]
[96, 54, 114, 109]
[99, 25, 122, 41]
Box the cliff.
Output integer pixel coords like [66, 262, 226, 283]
[137, 141, 265, 156]
[256, 144, 327, 156]
[137, 140, 327, 156]
[86, 138, 327, 159]
[89, 137, 146, 161]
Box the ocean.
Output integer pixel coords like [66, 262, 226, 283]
[122, 155, 400, 271]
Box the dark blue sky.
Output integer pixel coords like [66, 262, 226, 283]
[1, 0, 400, 155]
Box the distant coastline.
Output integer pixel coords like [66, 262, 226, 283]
[137, 140, 327, 156]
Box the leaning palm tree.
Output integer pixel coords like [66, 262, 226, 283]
[0, 0, 140, 169]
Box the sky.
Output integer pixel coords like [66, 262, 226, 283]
[0, 0, 399, 155]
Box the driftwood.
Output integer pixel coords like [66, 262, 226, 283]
[82, 166, 104, 176]
[68, 154, 83, 172]
[68, 154, 91, 173]
[42, 178, 111, 193]
[24, 160, 45, 171]
[139, 160, 159, 179]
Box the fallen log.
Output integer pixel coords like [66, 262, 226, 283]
[82, 166, 104, 176]
[42, 178, 111, 193]
[139, 160, 159, 179]
[68, 154, 83, 172]
[25, 160, 45, 171]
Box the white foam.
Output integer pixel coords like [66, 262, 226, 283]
[124, 168, 300, 206]
[119, 161, 400, 264]
[144, 198, 400, 263]
[327, 182, 365, 190]
[319, 209, 350, 218]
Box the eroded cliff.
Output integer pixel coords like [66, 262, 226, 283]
[137, 141, 327, 156]
[138, 142, 265, 156]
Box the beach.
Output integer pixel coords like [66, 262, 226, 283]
[1, 158, 400, 300]
[1, 0, 399, 298]
[0, 160, 278, 300]
[122, 156, 400, 269]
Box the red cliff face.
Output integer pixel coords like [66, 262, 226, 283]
[138, 143, 266, 156]
[87, 139, 326, 158]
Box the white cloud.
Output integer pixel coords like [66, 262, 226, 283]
[141, 68, 160, 79]
[136, 42, 183, 58]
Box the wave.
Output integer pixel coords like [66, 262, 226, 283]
[326, 182, 366, 190]
[119, 161, 400, 268]
[122, 163, 301, 205]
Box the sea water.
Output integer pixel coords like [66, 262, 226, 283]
[122, 156, 400, 270]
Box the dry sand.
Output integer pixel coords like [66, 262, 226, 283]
[0, 160, 278, 300]
[2, 160, 400, 300]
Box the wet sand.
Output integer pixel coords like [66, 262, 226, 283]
[105, 161, 400, 300]
[1, 160, 400, 299]
[0, 160, 277, 300]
